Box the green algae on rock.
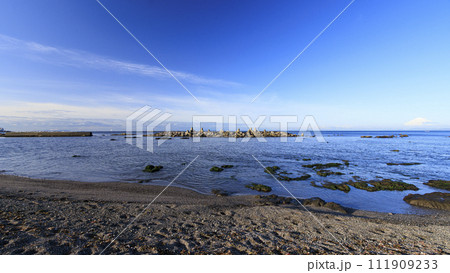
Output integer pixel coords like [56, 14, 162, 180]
[143, 165, 163, 173]
[347, 179, 418, 192]
[210, 166, 224, 172]
[386, 162, 421, 166]
[302, 163, 343, 169]
[211, 189, 230, 196]
[316, 170, 344, 177]
[311, 181, 351, 193]
[245, 183, 272, 192]
[264, 166, 280, 174]
[424, 180, 450, 191]
[278, 174, 311, 181]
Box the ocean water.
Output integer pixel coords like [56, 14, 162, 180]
[1, 131, 449, 214]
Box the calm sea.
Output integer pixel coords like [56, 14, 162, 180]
[1, 130, 449, 214]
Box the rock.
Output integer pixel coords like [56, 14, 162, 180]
[72, 155, 82, 158]
[375, 135, 395, 138]
[245, 183, 272, 192]
[399, 134, 409, 137]
[143, 165, 163, 173]
[324, 202, 347, 214]
[302, 197, 326, 207]
[311, 182, 351, 193]
[424, 180, 450, 190]
[360, 136, 372, 138]
[302, 163, 342, 169]
[210, 166, 224, 172]
[264, 166, 280, 174]
[404, 192, 450, 211]
[211, 189, 230, 197]
[391, 150, 400, 152]
[278, 174, 311, 181]
[221, 165, 234, 169]
[302, 158, 312, 161]
[316, 170, 344, 177]
[347, 179, 418, 192]
[255, 194, 292, 205]
[110, 139, 117, 141]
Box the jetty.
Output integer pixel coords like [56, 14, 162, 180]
[0, 132, 93, 137]
[148, 128, 299, 138]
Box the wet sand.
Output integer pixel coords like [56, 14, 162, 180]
[0, 174, 449, 254]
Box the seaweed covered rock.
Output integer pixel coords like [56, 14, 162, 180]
[278, 174, 311, 181]
[347, 179, 418, 192]
[303, 163, 342, 169]
[375, 135, 395, 138]
[424, 180, 450, 190]
[210, 166, 224, 172]
[143, 165, 163, 173]
[311, 182, 351, 193]
[264, 166, 280, 174]
[245, 183, 272, 192]
[302, 197, 326, 207]
[211, 189, 230, 196]
[316, 170, 344, 177]
[404, 192, 450, 211]
[221, 165, 234, 169]
[255, 194, 292, 205]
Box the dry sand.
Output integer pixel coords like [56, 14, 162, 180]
[0, 174, 449, 255]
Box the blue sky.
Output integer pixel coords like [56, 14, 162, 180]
[0, 0, 449, 131]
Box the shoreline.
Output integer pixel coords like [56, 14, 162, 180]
[1, 174, 449, 254]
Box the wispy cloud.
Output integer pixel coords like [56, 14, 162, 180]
[0, 34, 242, 88]
[0, 102, 133, 120]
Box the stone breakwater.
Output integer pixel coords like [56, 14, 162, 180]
[146, 128, 301, 138]
[0, 132, 93, 137]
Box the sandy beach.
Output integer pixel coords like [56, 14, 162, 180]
[0, 174, 449, 255]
